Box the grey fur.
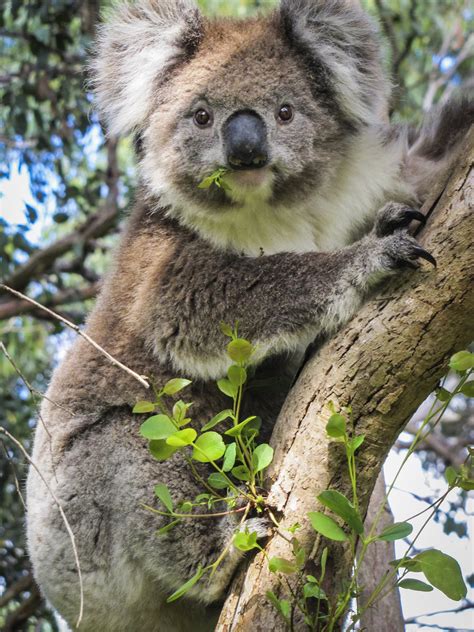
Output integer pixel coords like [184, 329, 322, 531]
[27, 1, 471, 631]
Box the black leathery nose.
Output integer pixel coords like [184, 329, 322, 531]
[224, 110, 268, 170]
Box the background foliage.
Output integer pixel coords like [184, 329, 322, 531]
[0, 0, 472, 629]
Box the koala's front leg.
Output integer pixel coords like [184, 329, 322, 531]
[153, 212, 433, 379]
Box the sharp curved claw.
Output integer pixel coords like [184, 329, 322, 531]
[405, 209, 427, 225]
[413, 246, 437, 267]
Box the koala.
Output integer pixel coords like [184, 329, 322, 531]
[26, 1, 472, 631]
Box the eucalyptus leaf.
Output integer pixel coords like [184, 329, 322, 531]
[202, 409, 234, 432]
[398, 578, 433, 592]
[308, 511, 348, 541]
[326, 413, 346, 438]
[252, 443, 274, 473]
[415, 549, 467, 601]
[192, 432, 226, 462]
[133, 400, 155, 413]
[140, 415, 176, 440]
[162, 378, 192, 395]
[166, 565, 204, 602]
[166, 428, 197, 447]
[317, 490, 364, 535]
[154, 483, 173, 512]
[227, 339, 253, 363]
[377, 522, 413, 542]
[149, 440, 177, 462]
[222, 442, 237, 472]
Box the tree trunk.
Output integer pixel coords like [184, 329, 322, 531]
[216, 130, 474, 631]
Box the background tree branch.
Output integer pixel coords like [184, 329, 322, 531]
[216, 131, 473, 631]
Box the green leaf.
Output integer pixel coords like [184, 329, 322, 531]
[166, 565, 204, 602]
[228, 365, 247, 387]
[233, 530, 259, 551]
[154, 483, 174, 512]
[227, 339, 253, 363]
[231, 465, 250, 481]
[389, 558, 422, 572]
[303, 582, 327, 600]
[348, 435, 365, 453]
[222, 442, 237, 472]
[162, 378, 192, 395]
[172, 400, 192, 424]
[326, 413, 346, 438]
[266, 592, 290, 621]
[140, 415, 176, 440]
[318, 490, 364, 535]
[156, 519, 181, 536]
[252, 443, 274, 473]
[166, 428, 197, 447]
[320, 547, 328, 581]
[207, 473, 229, 489]
[225, 416, 257, 437]
[149, 440, 177, 461]
[308, 512, 348, 541]
[192, 431, 226, 462]
[398, 578, 433, 592]
[377, 522, 413, 542]
[460, 381, 474, 397]
[217, 379, 237, 398]
[269, 557, 297, 574]
[133, 400, 155, 413]
[415, 549, 467, 601]
[202, 409, 234, 432]
[445, 466, 458, 486]
[449, 350, 474, 373]
[220, 322, 234, 338]
[435, 387, 452, 402]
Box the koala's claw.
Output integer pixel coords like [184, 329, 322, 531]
[411, 245, 437, 268]
[375, 203, 427, 237]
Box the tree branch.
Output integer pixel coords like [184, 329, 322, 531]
[0, 137, 120, 294]
[217, 131, 474, 630]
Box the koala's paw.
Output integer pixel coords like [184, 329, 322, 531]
[375, 231, 437, 272]
[374, 202, 426, 237]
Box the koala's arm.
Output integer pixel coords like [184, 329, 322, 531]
[151, 205, 432, 379]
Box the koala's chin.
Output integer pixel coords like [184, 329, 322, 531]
[225, 167, 275, 205]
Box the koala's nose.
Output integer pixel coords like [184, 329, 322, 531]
[224, 110, 268, 170]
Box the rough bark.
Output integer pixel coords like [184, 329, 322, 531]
[217, 130, 473, 631]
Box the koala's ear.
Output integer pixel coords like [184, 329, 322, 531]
[279, 0, 389, 124]
[92, 0, 203, 136]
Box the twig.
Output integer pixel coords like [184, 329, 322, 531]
[404, 600, 474, 622]
[1, 440, 27, 510]
[0, 284, 150, 389]
[0, 426, 84, 629]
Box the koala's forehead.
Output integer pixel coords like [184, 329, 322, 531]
[165, 17, 310, 108]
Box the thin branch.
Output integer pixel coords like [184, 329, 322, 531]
[1, 137, 120, 294]
[0, 282, 100, 320]
[0, 284, 150, 389]
[404, 600, 474, 623]
[0, 427, 84, 629]
[0, 574, 33, 609]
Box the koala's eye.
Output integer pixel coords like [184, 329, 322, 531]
[194, 108, 212, 127]
[277, 104, 293, 124]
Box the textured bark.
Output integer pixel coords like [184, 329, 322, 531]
[217, 130, 473, 631]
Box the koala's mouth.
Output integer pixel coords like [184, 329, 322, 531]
[226, 166, 272, 189]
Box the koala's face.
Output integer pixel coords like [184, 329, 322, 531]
[141, 18, 352, 212]
[95, 0, 386, 227]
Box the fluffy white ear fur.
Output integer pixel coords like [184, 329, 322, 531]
[280, 0, 390, 125]
[92, 0, 202, 136]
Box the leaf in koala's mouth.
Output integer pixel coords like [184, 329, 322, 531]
[197, 168, 231, 191]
